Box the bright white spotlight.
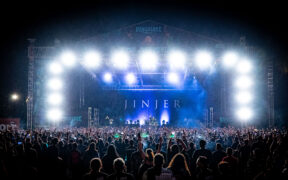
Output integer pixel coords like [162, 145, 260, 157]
[103, 72, 113, 83]
[236, 107, 253, 121]
[195, 51, 213, 70]
[235, 91, 253, 104]
[60, 51, 77, 67]
[47, 78, 63, 90]
[139, 50, 158, 71]
[235, 76, 253, 89]
[111, 50, 130, 70]
[222, 52, 238, 67]
[83, 51, 101, 69]
[47, 108, 63, 122]
[237, 59, 252, 74]
[167, 72, 180, 84]
[167, 50, 186, 70]
[11, 93, 19, 101]
[125, 73, 136, 84]
[47, 93, 63, 105]
[48, 62, 63, 74]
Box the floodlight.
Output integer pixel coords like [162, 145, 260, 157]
[237, 59, 252, 74]
[49, 62, 63, 74]
[223, 52, 238, 67]
[139, 50, 158, 71]
[47, 78, 63, 90]
[83, 51, 101, 69]
[167, 72, 180, 84]
[47, 93, 63, 105]
[235, 76, 253, 89]
[111, 50, 130, 69]
[103, 72, 113, 83]
[125, 73, 136, 84]
[47, 108, 63, 122]
[167, 50, 186, 70]
[60, 51, 76, 67]
[195, 51, 213, 70]
[11, 93, 19, 101]
[236, 107, 253, 121]
[235, 91, 253, 104]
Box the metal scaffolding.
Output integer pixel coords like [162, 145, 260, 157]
[267, 61, 275, 127]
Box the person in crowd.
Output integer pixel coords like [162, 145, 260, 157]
[107, 158, 134, 180]
[102, 144, 120, 175]
[82, 158, 108, 180]
[83, 142, 99, 171]
[212, 143, 226, 170]
[138, 148, 154, 179]
[143, 153, 174, 180]
[222, 147, 238, 176]
[192, 140, 213, 167]
[167, 153, 191, 180]
[194, 156, 213, 180]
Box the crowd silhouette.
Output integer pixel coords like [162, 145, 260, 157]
[0, 126, 287, 180]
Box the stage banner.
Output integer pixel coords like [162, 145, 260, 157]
[0, 118, 20, 130]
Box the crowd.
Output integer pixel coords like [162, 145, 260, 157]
[0, 126, 288, 180]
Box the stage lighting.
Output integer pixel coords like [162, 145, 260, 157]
[60, 51, 76, 67]
[167, 50, 186, 70]
[111, 50, 130, 70]
[167, 72, 180, 84]
[83, 51, 101, 69]
[235, 91, 253, 104]
[222, 52, 238, 67]
[125, 73, 136, 84]
[48, 62, 63, 74]
[103, 72, 113, 83]
[235, 76, 253, 89]
[195, 51, 213, 70]
[236, 107, 253, 121]
[47, 78, 63, 90]
[11, 93, 19, 101]
[47, 93, 63, 105]
[139, 50, 158, 71]
[47, 108, 63, 122]
[236, 59, 252, 74]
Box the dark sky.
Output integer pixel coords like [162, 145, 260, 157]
[0, 1, 287, 120]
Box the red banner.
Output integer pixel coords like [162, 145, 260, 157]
[0, 118, 20, 128]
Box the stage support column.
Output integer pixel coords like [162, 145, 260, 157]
[210, 107, 214, 127]
[88, 107, 92, 128]
[27, 39, 36, 130]
[267, 61, 275, 127]
[93, 108, 99, 127]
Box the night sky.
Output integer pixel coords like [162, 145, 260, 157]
[0, 1, 287, 124]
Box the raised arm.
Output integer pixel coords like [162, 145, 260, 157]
[157, 136, 163, 154]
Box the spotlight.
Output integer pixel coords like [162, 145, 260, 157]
[11, 93, 19, 101]
[125, 73, 136, 84]
[47, 108, 63, 122]
[236, 107, 253, 121]
[83, 51, 101, 69]
[103, 72, 113, 83]
[48, 62, 63, 74]
[236, 59, 252, 74]
[195, 51, 213, 70]
[222, 52, 238, 67]
[235, 76, 253, 89]
[139, 50, 158, 71]
[167, 72, 180, 84]
[47, 93, 63, 105]
[111, 50, 130, 70]
[60, 51, 76, 67]
[47, 78, 63, 90]
[167, 50, 186, 70]
[235, 91, 253, 104]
